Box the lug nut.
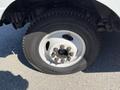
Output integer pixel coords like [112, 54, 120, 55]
[61, 59, 65, 63]
[67, 57, 71, 61]
[60, 45, 65, 49]
[54, 48, 58, 52]
[51, 53, 56, 58]
[69, 52, 74, 56]
[55, 58, 59, 61]
[54, 58, 59, 64]
[67, 47, 71, 51]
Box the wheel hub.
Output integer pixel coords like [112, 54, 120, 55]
[58, 48, 68, 56]
[51, 45, 74, 64]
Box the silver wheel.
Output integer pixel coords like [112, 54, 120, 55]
[39, 30, 86, 68]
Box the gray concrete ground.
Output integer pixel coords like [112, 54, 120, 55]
[0, 24, 120, 90]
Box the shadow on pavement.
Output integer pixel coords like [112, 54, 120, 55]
[0, 71, 28, 90]
[0, 24, 120, 73]
[0, 24, 34, 69]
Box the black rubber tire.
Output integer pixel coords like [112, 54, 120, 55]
[23, 8, 100, 74]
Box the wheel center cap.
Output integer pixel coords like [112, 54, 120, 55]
[58, 49, 68, 56]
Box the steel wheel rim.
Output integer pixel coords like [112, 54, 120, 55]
[39, 30, 86, 68]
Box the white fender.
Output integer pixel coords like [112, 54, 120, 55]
[97, 0, 120, 17]
[0, 0, 15, 19]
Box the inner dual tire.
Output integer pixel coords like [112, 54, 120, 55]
[23, 9, 100, 74]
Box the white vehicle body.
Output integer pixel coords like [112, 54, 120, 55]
[97, 0, 120, 17]
[0, 0, 15, 19]
[0, 0, 120, 20]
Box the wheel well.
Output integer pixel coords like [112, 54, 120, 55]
[93, 1, 120, 32]
[1, 0, 120, 31]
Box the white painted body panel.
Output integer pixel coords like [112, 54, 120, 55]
[0, 0, 15, 19]
[0, 0, 120, 20]
[97, 0, 120, 17]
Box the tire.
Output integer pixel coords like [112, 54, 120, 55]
[23, 8, 100, 74]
